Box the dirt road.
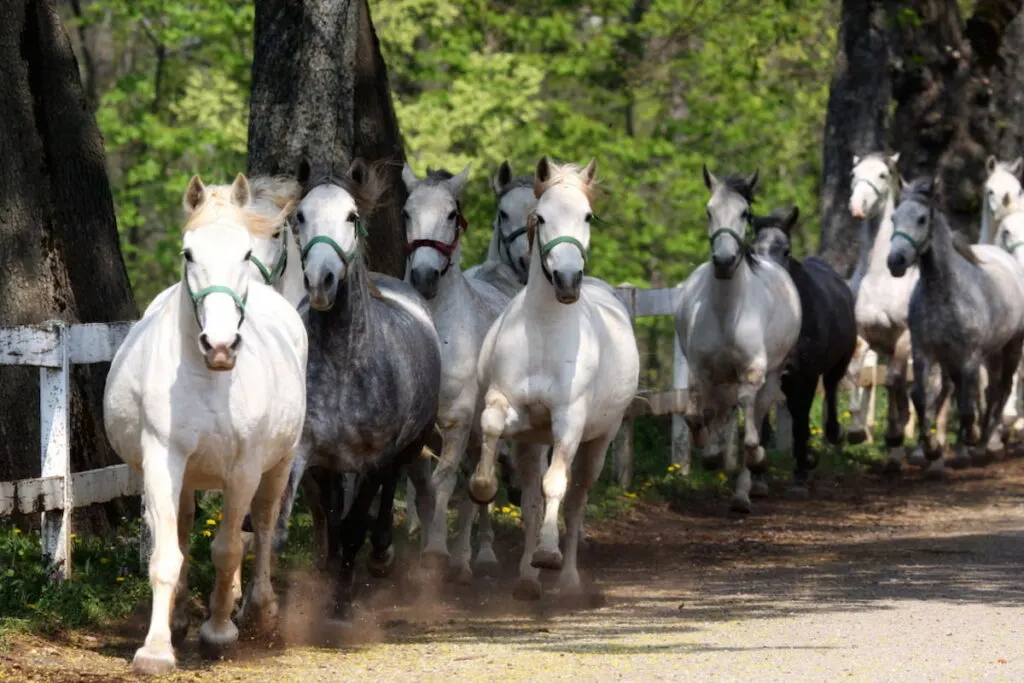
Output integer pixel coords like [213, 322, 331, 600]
[3, 457, 1024, 682]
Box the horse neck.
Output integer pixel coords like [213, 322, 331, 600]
[980, 200, 994, 245]
[318, 256, 374, 344]
[435, 245, 471, 301]
[917, 217, 958, 294]
[278, 225, 306, 308]
[708, 257, 755, 315]
[865, 191, 896, 275]
[174, 279, 205, 362]
[485, 221, 503, 264]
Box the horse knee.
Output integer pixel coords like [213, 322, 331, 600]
[481, 402, 509, 438]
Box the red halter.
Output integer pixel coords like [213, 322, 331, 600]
[406, 205, 468, 276]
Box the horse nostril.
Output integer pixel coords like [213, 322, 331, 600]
[518, 256, 528, 271]
[199, 333, 212, 352]
[303, 274, 311, 290]
[230, 334, 242, 351]
[572, 271, 582, 288]
[323, 271, 335, 289]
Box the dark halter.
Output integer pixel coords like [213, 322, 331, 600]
[406, 202, 468, 276]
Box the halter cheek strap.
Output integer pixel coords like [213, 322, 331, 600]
[709, 227, 746, 249]
[890, 203, 934, 258]
[537, 233, 589, 285]
[249, 227, 289, 285]
[185, 275, 248, 329]
[407, 204, 468, 276]
[853, 177, 889, 203]
[496, 218, 529, 273]
[300, 218, 368, 271]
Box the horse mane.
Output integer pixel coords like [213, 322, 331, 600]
[184, 185, 281, 238]
[250, 175, 302, 211]
[720, 174, 756, 205]
[904, 176, 981, 266]
[951, 230, 981, 265]
[423, 167, 455, 183]
[533, 162, 596, 203]
[496, 174, 534, 199]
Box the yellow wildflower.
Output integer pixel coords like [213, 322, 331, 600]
[667, 464, 681, 472]
[245, 554, 255, 561]
[25, 603, 36, 610]
[205, 519, 216, 526]
[718, 472, 727, 480]
[69, 533, 76, 539]
[201, 530, 212, 538]
[13, 528, 21, 535]
[215, 511, 223, 521]
[624, 492, 637, 499]
[116, 576, 125, 583]
[99, 557, 110, 564]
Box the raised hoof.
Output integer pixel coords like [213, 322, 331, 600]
[948, 453, 971, 470]
[784, 484, 809, 501]
[846, 428, 868, 445]
[368, 544, 397, 579]
[749, 480, 770, 499]
[444, 564, 474, 586]
[882, 459, 903, 475]
[824, 424, 843, 446]
[531, 548, 564, 571]
[197, 635, 235, 662]
[906, 450, 930, 469]
[512, 578, 543, 601]
[468, 475, 498, 506]
[473, 558, 500, 579]
[729, 496, 752, 514]
[171, 621, 189, 648]
[132, 646, 176, 675]
[700, 453, 725, 472]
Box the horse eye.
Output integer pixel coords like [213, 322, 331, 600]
[880, 172, 888, 179]
[584, 212, 593, 222]
[917, 215, 927, 226]
[244, 250, 252, 262]
[347, 211, 358, 223]
[182, 248, 194, 263]
[272, 230, 282, 239]
[402, 209, 410, 221]
[295, 211, 305, 224]
[498, 210, 509, 222]
[447, 210, 457, 221]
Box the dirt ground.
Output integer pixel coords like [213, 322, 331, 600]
[3, 455, 1024, 682]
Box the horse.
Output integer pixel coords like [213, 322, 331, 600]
[844, 153, 934, 471]
[464, 159, 535, 297]
[980, 155, 1023, 245]
[675, 166, 801, 513]
[401, 161, 526, 583]
[271, 157, 443, 624]
[468, 156, 639, 600]
[889, 177, 1024, 477]
[103, 174, 308, 674]
[752, 206, 857, 495]
[993, 208, 1024, 434]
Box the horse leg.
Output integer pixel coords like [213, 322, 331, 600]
[981, 339, 1023, 463]
[774, 401, 793, 453]
[532, 403, 586, 570]
[327, 471, 380, 625]
[948, 366, 980, 470]
[270, 443, 311, 556]
[498, 440, 523, 507]
[884, 330, 913, 467]
[556, 433, 613, 597]
[132, 438, 185, 675]
[731, 371, 768, 514]
[512, 443, 546, 601]
[404, 447, 436, 557]
[446, 475, 479, 585]
[236, 455, 291, 636]
[422, 423, 472, 570]
[473, 501, 499, 576]
[845, 336, 871, 444]
[782, 375, 815, 499]
[367, 461, 399, 579]
[198, 471, 258, 660]
[171, 487, 195, 648]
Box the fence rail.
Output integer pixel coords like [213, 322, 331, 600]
[0, 290, 881, 575]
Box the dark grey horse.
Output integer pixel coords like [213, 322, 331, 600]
[889, 177, 1024, 477]
[274, 157, 442, 623]
[753, 206, 857, 495]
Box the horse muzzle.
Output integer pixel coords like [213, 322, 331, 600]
[305, 270, 339, 311]
[887, 252, 909, 278]
[410, 266, 440, 300]
[551, 267, 582, 304]
[712, 255, 739, 279]
[200, 333, 240, 371]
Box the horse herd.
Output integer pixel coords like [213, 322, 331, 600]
[99, 151, 1024, 674]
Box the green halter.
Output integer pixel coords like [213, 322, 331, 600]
[249, 228, 289, 285]
[183, 265, 248, 328]
[300, 218, 368, 268]
[853, 176, 889, 204]
[890, 202, 934, 258]
[709, 227, 746, 249]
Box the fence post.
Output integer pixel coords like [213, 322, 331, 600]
[611, 285, 636, 488]
[671, 330, 692, 475]
[40, 321, 72, 579]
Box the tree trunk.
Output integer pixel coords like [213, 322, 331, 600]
[0, 0, 137, 527]
[248, 0, 408, 277]
[818, 1, 894, 276]
[888, 0, 1024, 238]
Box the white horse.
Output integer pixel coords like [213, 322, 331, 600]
[843, 153, 938, 470]
[675, 166, 801, 513]
[465, 159, 535, 297]
[980, 155, 1023, 245]
[104, 174, 308, 674]
[468, 157, 639, 600]
[994, 208, 1024, 435]
[401, 162, 516, 583]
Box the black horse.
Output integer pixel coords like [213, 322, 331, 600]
[753, 206, 858, 494]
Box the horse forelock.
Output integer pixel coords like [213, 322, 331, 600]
[250, 175, 302, 210]
[534, 162, 596, 203]
[496, 174, 534, 199]
[184, 188, 279, 238]
[304, 161, 388, 219]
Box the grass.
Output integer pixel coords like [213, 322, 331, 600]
[0, 386, 953, 645]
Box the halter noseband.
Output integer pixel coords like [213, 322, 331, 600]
[853, 176, 889, 205]
[495, 213, 529, 273]
[406, 203, 468, 276]
[890, 199, 934, 258]
[249, 226, 290, 286]
[537, 233, 589, 285]
[183, 260, 248, 329]
[300, 218, 368, 271]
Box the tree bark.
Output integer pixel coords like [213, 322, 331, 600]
[0, 0, 137, 525]
[248, 0, 408, 277]
[818, 1, 894, 276]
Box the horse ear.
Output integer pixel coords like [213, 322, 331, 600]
[230, 173, 250, 207]
[852, 155, 861, 167]
[183, 174, 205, 214]
[888, 152, 900, 167]
[448, 163, 471, 196]
[536, 156, 552, 184]
[296, 158, 311, 187]
[987, 155, 998, 175]
[899, 174, 909, 189]
[581, 157, 598, 185]
[347, 157, 368, 186]
[702, 164, 719, 192]
[401, 163, 419, 192]
[1011, 157, 1024, 178]
[783, 206, 800, 232]
[746, 168, 759, 195]
[493, 160, 514, 194]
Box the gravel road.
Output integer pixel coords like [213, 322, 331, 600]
[4, 457, 1024, 682]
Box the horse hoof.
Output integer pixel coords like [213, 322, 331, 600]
[806, 451, 821, 470]
[132, 646, 176, 675]
[750, 480, 770, 499]
[531, 548, 564, 571]
[468, 475, 498, 506]
[197, 636, 234, 662]
[512, 578, 543, 602]
[906, 450, 929, 469]
[784, 484, 809, 501]
[882, 459, 903, 475]
[700, 453, 725, 471]
[729, 496, 752, 514]
[923, 466, 947, 481]
[973, 449, 997, 467]
[444, 564, 474, 586]
[825, 424, 842, 446]
[473, 558, 500, 578]
[949, 454, 971, 470]
[171, 621, 189, 648]
[924, 447, 944, 462]
[368, 544, 397, 578]
[846, 428, 868, 445]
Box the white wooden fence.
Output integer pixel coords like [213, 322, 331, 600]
[0, 293, 881, 575]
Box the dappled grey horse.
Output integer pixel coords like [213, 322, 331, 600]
[274, 158, 442, 624]
[889, 177, 1024, 478]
